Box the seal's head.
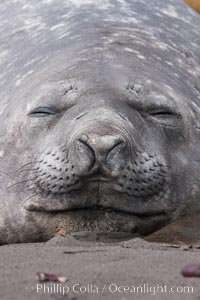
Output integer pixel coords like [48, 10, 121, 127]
[3, 57, 199, 244]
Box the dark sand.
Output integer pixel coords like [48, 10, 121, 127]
[0, 236, 199, 300]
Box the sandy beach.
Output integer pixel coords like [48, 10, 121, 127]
[0, 236, 199, 300]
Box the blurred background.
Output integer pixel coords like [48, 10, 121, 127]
[184, 0, 200, 13]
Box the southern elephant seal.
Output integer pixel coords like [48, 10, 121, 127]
[0, 0, 199, 244]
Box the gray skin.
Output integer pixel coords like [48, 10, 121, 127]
[0, 0, 200, 244]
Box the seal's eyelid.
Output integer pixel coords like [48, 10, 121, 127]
[29, 106, 57, 117]
[147, 105, 179, 117]
[150, 110, 176, 116]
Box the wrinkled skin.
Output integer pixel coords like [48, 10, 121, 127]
[0, 0, 199, 244]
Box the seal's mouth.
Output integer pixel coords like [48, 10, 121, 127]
[45, 206, 166, 218]
[25, 192, 167, 217]
[23, 178, 169, 220]
[87, 178, 111, 183]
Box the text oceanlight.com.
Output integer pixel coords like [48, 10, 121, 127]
[26, 283, 194, 295]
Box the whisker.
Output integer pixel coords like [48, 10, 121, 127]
[21, 192, 41, 207]
[20, 168, 40, 173]
[7, 178, 37, 189]
[23, 182, 38, 189]
[19, 161, 41, 170]
[25, 186, 37, 193]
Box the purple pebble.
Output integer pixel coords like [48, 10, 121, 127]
[181, 264, 200, 277]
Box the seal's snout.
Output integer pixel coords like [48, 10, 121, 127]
[76, 133, 125, 173]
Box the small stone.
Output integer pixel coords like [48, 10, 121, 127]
[181, 264, 200, 277]
[36, 272, 67, 283]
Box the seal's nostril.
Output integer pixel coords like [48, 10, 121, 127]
[106, 139, 124, 156]
[77, 134, 125, 168]
[77, 138, 96, 171]
[78, 138, 96, 159]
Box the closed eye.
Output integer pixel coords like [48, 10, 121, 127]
[148, 108, 180, 118]
[29, 107, 57, 117]
[146, 107, 182, 127]
[150, 110, 176, 117]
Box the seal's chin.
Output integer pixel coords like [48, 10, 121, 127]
[56, 207, 141, 234]
[25, 205, 168, 239]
